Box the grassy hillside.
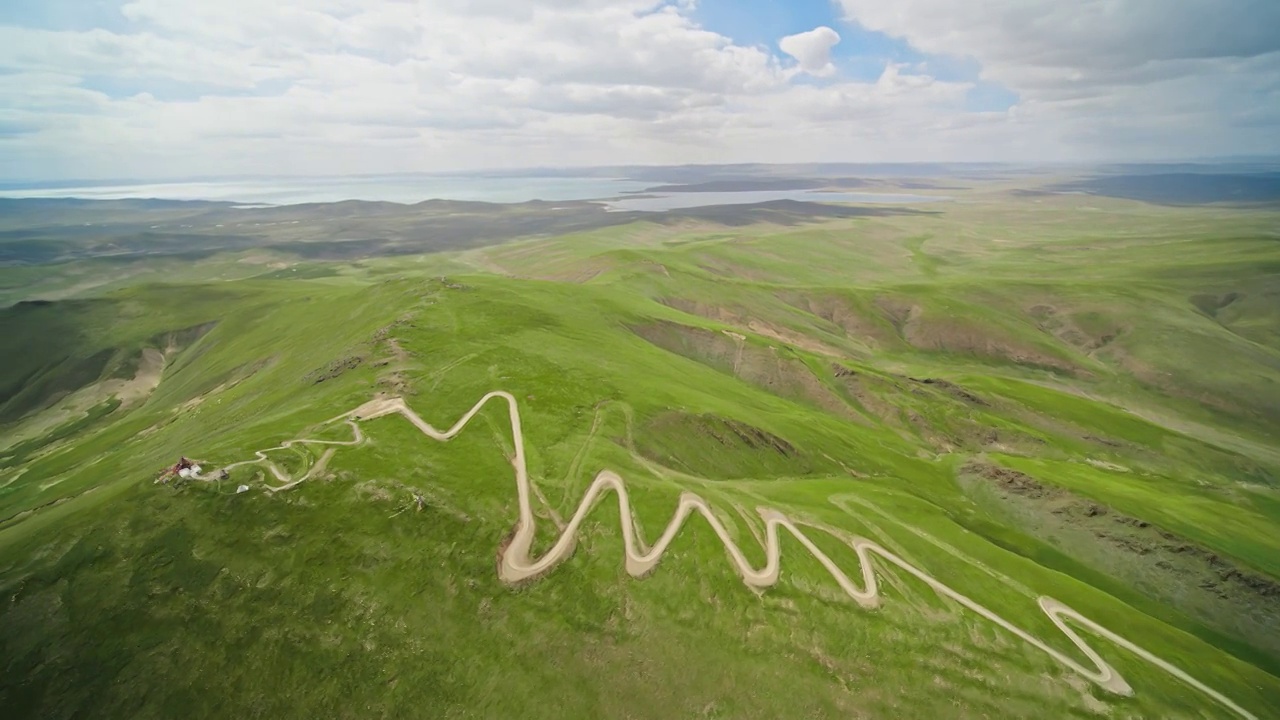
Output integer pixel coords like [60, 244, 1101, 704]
[1, 189, 1279, 719]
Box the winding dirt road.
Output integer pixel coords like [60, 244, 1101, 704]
[197, 391, 1257, 720]
[211, 419, 364, 492]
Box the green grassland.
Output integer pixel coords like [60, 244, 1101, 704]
[1, 187, 1279, 719]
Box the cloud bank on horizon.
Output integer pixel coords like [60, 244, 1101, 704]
[0, 0, 1276, 180]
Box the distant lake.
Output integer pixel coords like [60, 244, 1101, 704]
[0, 176, 948, 209]
[0, 175, 652, 205]
[603, 189, 947, 212]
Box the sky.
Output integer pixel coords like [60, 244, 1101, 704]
[0, 0, 1277, 180]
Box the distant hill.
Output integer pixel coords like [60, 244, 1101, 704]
[1059, 172, 1280, 204]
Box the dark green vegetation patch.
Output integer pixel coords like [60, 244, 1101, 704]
[633, 412, 818, 479]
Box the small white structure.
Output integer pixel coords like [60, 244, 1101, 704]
[235, 484, 250, 494]
[178, 467, 192, 479]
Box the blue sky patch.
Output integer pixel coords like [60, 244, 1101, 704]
[692, 0, 838, 48]
[694, 0, 1017, 111]
[0, 0, 130, 32]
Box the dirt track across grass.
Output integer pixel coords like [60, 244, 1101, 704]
[196, 391, 1258, 720]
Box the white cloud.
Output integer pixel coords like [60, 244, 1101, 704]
[779, 26, 841, 77]
[0, 25, 293, 88]
[837, 0, 1280, 87]
[0, 0, 1274, 179]
[836, 0, 1280, 157]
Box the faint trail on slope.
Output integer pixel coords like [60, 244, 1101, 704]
[197, 420, 364, 493]
[530, 479, 566, 532]
[428, 353, 480, 392]
[830, 493, 1038, 598]
[558, 402, 607, 511]
[196, 392, 1258, 720]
